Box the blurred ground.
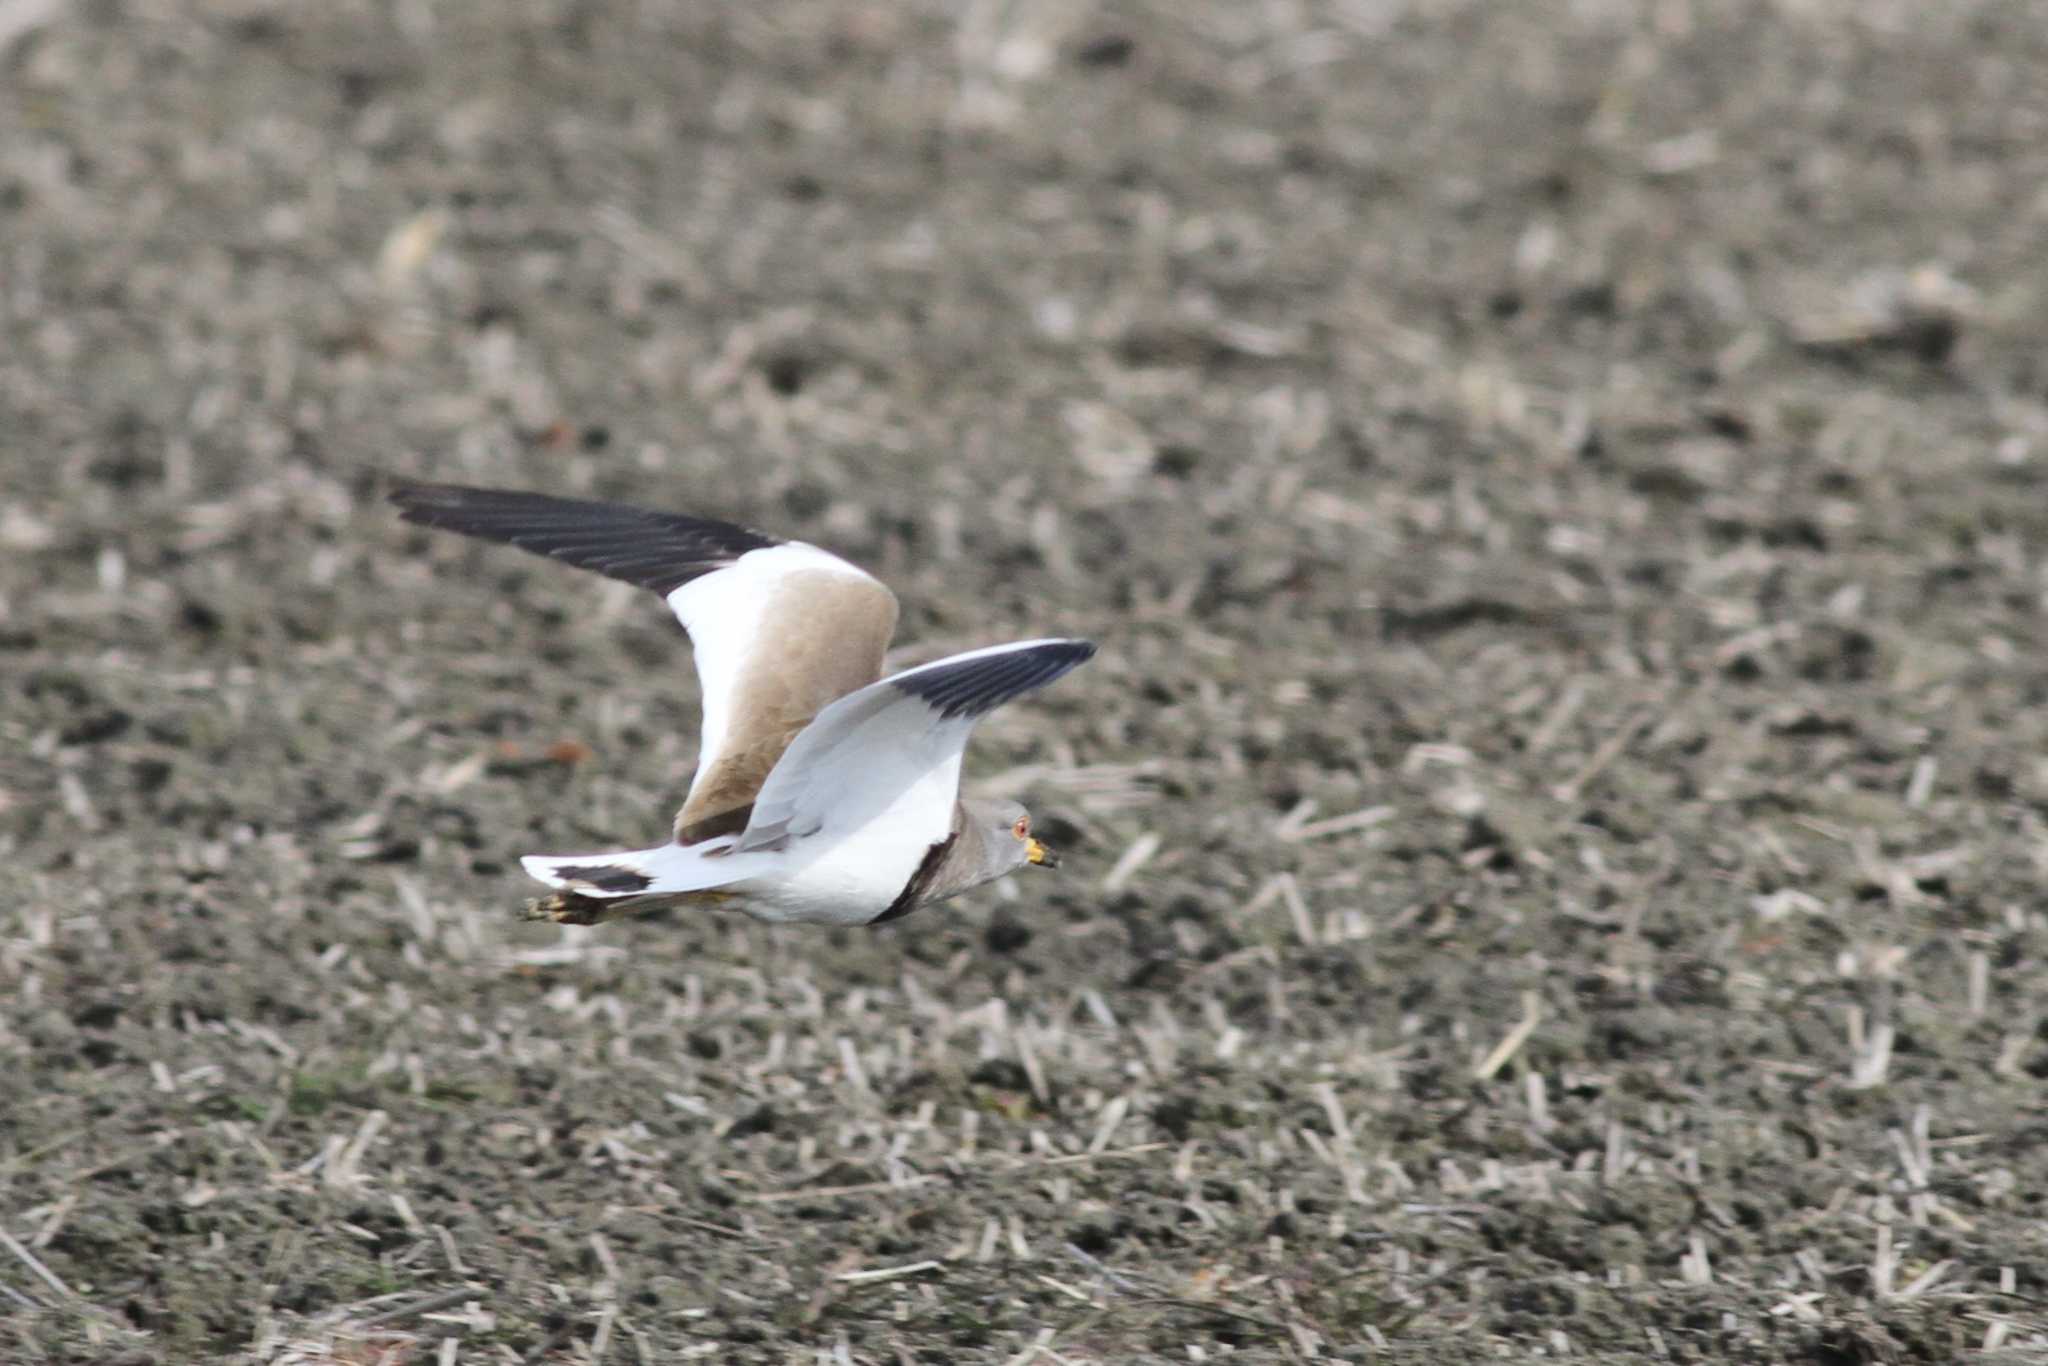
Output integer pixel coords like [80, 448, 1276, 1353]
[5, 0, 2048, 1361]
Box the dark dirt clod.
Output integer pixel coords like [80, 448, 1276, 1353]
[4, 0, 2048, 1362]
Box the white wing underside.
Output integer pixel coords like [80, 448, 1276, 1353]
[733, 636, 1098, 861]
[738, 669, 982, 854]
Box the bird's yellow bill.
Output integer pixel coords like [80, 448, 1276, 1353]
[1025, 838, 1058, 868]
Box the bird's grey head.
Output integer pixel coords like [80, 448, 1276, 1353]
[962, 796, 1059, 883]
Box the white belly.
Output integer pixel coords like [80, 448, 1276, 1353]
[736, 743, 960, 923]
[726, 847, 912, 924]
[728, 787, 956, 926]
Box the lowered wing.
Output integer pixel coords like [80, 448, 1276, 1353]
[734, 638, 1097, 856]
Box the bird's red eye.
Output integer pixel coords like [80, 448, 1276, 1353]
[1013, 817, 1030, 840]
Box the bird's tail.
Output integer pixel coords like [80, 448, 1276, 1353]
[518, 843, 747, 924]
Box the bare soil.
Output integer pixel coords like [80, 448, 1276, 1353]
[5, 1, 2048, 1361]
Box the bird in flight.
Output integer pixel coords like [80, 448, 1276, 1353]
[389, 481, 1095, 927]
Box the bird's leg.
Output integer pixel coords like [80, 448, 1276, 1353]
[522, 890, 620, 925]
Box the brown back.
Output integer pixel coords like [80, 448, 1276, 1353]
[672, 569, 898, 840]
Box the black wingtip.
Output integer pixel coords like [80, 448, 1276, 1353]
[890, 638, 1096, 720]
[385, 477, 501, 526]
[385, 478, 549, 523]
[383, 480, 782, 596]
[383, 475, 431, 512]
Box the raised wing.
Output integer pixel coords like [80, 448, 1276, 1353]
[735, 638, 1096, 854]
[389, 481, 898, 836]
[388, 481, 780, 593]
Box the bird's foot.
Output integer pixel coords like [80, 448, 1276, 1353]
[521, 892, 607, 925]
